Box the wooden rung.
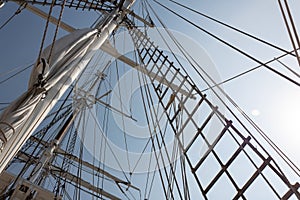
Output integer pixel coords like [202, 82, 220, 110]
[184, 108, 213, 153]
[282, 182, 300, 200]
[152, 61, 172, 83]
[203, 136, 251, 194]
[170, 106, 182, 124]
[159, 69, 180, 101]
[233, 156, 272, 200]
[154, 50, 163, 63]
[193, 120, 232, 172]
[175, 95, 206, 139]
[148, 55, 167, 74]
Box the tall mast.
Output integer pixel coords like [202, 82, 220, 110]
[0, 0, 136, 174]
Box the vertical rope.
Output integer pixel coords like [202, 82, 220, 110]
[283, 0, 300, 51]
[36, 0, 56, 65]
[48, 0, 67, 64]
[278, 0, 300, 67]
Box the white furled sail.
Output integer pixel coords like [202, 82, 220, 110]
[0, 0, 135, 173]
[28, 28, 99, 90]
[0, 87, 45, 149]
[0, 28, 98, 150]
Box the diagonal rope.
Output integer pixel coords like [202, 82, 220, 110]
[169, 0, 296, 58]
[48, 0, 67, 63]
[278, 0, 300, 67]
[201, 48, 300, 92]
[37, 0, 56, 64]
[275, 57, 300, 78]
[0, 3, 26, 30]
[134, 36, 186, 199]
[150, 0, 300, 178]
[154, 0, 300, 88]
[113, 35, 131, 173]
[0, 63, 33, 85]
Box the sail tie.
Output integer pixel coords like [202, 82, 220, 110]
[36, 58, 49, 88]
[0, 121, 16, 151]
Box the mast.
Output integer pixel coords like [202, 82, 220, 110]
[0, 0, 136, 174]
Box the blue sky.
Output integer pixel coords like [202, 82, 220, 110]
[140, 0, 300, 176]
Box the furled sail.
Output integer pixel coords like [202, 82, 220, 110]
[0, 9, 124, 172]
[0, 87, 45, 150]
[0, 28, 99, 151]
[28, 28, 99, 90]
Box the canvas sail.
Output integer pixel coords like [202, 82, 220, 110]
[0, 15, 122, 172]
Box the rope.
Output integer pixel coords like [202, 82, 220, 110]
[113, 34, 131, 172]
[136, 69, 169, 200]
[154, 0, 300, 88]
[0, 63, 33, 85]
[133, 31, 185, 199]
[48, 0, 67, 63]
[278, 0, 300, 67]
[7, 87, 74, 191]
[283, 0, 300, 49]
[36, 0, 56, 64]
[75, 109, 85, 199]
[148, 0, 300, 178]
[201, 48, 300, 92]
[88, 108, 131, 183]
[169, 0, 295, 57]
[0, 3, 26, 30]
[275, 57, 300, 78]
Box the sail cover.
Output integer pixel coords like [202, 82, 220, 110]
[0, 28, 101, 151]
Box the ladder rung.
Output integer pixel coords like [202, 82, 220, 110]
[204, 136, 251, 194]
[184, 107, 212, 153]
[282, 182, 300, 199]
[175, 94, 206, 138]
[233, 156, 272, 200]
[159, 69, 180, 101]
[193, 120, 232, 172]
[152, 61, 172, 84]
[144, 48, 157, 66]
[170, 106, 182, 124]
[135, 33, 149, 49]
[154, 50, 163, 63]
[148, 55, 167, 75]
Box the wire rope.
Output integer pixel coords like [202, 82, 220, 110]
[88, 108, 131, 183]
[0, 63, 33, 85]
[150, 0, 300, 177]
[7, 86, 74, 192]
[201, 48, 300, 92]
[278, 0, 300, 67]
[113, 35, 132, 173]
[131, 4, 299, 198]
[154, 0, 300, 88]
[283, 0, 300, 53]
[0, 3, 26, 30]
[134, 57, 169, 200]
[137, 48, 185, 199]
[169, 0, 296, 57]
[275, 56, 300, 78]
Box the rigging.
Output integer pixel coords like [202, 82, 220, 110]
[153, 0, 300, 88]
[0, 1, 300, 199]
